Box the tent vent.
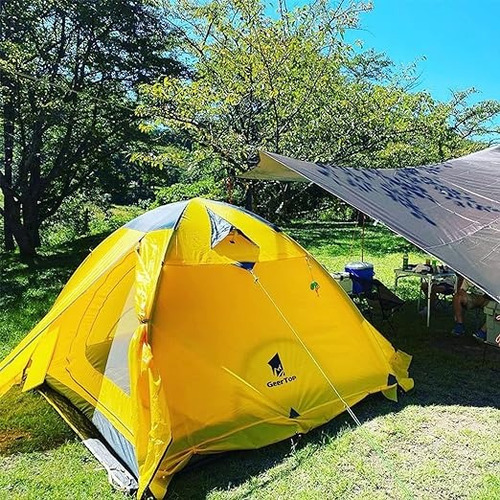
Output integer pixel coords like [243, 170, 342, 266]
[234, 261, 255, 271]
[289, 407, 300, 419]
[207, 208, 233, 248]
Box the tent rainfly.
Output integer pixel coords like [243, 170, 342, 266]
[243, 147, 500, 301]
[0, 198, 412, 498]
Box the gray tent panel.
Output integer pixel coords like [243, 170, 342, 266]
[244, 147, 500, 301]
[125, 200, 188, 232]
[207, 207, 234, 248]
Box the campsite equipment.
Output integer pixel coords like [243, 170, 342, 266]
[0, 198, 412, 499]
[395, 267, 457, 328]
[484, 300, 500, 345]
[358, 279, 405, 335]
[330, 271, 353, 294]
[244, 146, 500, 302]
[403, 253, 409, 270]
[345, 261, 374, 294]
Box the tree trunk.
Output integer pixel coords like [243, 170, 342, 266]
[2, 99, 15, 251]
[274, 183, 291, 221]
[13, 225, 38, 258]
[0, 15, 16, 251]
[3, 197, 37, 257]
[351, 208, 365, 225]
[20, 195, 41, 255]
[244, 181, 254, 211]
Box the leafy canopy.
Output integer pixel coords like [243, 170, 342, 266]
[0, 0, 181, 254]
[138, 0, 500, 179]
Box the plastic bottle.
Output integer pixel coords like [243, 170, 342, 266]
[402, 252, 409, 270]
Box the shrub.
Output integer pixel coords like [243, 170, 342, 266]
[153, 179, 225, 206]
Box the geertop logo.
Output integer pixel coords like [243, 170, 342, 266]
[268, 353, 285, 377]
[266, 352, 297, 388]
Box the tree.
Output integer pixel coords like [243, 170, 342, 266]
[0, 0, 182, 256]
[137, 0, 500, 219]
[138, 0, 370, 182]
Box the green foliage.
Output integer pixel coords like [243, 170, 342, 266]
[0, 0, 182, 255]
[154, 178, 225, 205]
[138, 0, 373, 171]
[40, 191, 111, 247]
[314, 204, 355, 223]
[40, 196, 143, 248]
[134, 144, 241, 206]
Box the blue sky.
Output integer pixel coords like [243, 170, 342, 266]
[348, 0, 500, 103]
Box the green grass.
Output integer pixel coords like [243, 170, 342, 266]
[0, 219, 499, 500]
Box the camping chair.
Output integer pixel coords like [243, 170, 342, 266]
[349, 276, 405, 334]
[435, 288, 455, 311]
[418, 278, 455, 313]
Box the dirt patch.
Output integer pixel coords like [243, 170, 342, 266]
[0, 430, 31, 452]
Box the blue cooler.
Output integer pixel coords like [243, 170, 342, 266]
[345, 261, 374, 294]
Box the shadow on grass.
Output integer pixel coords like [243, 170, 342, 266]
[0, 231, 112, 310]
[0, 389, 74, 456]
[0, 231, 115, 458]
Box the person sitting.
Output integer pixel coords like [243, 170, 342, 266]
[452, 277, 490, 337]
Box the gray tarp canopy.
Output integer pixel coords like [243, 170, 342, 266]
[243, 146, 500, 301]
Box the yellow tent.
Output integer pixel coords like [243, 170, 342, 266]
[0, 198, 413, 498]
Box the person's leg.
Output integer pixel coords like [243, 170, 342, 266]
[470, 296, 489, 341]
[453, 290, 468, 322]
[452, 290, 468, 335]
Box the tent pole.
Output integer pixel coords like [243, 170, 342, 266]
[361, 213, 365, 262]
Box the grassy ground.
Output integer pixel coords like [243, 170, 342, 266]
[0, 217, 498, 499]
